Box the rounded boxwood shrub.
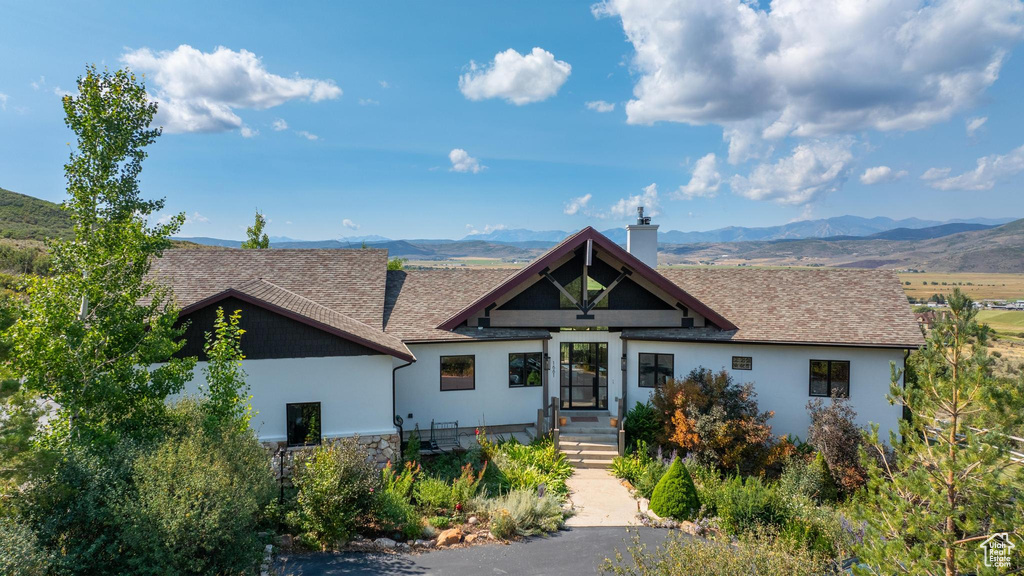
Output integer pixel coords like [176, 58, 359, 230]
[649, 457, 700, 521]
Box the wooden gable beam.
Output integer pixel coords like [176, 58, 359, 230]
[583, 267, 631, 313]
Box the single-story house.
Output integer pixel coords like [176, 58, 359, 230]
[151, 216, 923, 460]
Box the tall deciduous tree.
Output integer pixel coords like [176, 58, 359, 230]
[200, 307, 252, 434]
[6, 66, 194, 445]
[241, 210, 269, 249]
[854, 289, 1024, 576]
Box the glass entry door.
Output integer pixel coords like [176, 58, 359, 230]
[560, 342, 608, 410]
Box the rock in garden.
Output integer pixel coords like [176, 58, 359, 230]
[467, 516, 479, 525]
[436, 528, 463, 547]
[464, 534, 478, 544]
[413, 539, 435, 548]
[276, 534, 293, 547]
[679, 521, 700, 535]
[374, 537, 398, 549]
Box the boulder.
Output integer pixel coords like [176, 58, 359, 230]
[464, 534, 478, 544]
[413, 539, 436, 548]
[436, 528, 463, 547]
[374, 537, 398, 549]
[467, 516, 479, 526]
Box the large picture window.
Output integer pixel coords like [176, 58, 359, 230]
[286, 402, 321, 447]
[441, 355, 475, 391]
[638, 353, 674, 388]
[809, 360, 850, 398]
[509, 352, 543, 388]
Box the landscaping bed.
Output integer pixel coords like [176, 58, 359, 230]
[270, 430, 574, 554]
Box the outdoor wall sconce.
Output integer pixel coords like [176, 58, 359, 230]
[544, 353, 551, 370]
[620, 354, 627, 371]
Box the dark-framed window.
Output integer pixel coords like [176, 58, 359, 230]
[809, 360, 850, 398]
[638, 353, 674, 388]
[441, 355, 475, 391]
[732, 356, 752, 370]
[286, 402, 321, 447]
[559, 276, 610, 309]
[509, 352, 543, 388]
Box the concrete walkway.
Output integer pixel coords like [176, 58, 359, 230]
[564, 468, 641, 527]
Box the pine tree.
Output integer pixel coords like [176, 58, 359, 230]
[649, 457, 700, 521]
[854, 289, 1024, 576]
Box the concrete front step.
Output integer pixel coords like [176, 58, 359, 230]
[560, 433, 618, 443]
[559, 441, 618, 451]
[561, 450, 617, 461]
[559, 426, 618, 435]
[565, 457, 617, 469]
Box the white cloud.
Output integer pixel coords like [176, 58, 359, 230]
[121, 45, 342, 134]
[466, 223, 506, 235]
[585, 100, 615, 113]
[608, 183, 661, 219]
[187, 211, 210, 224]
[379, 80, 390, 89]
[921, 167, 952, 180]
[594, 0, 1024, 145]
[53, 86, 72, 97]
[342, 218, 360, 230]
[459, 48, 571, 105]
[30, 76, 44, 90]
[966, 116, 988, 137]
[0, 93, 7, 111]
[923, 144, 1024, 191]
[859, 166, 908, 185]
[675, 153, 722, 199]
[240, 125, 258, 138]
[730, 140, 853, 204]
[359, 98, 380, 106]
[449, 148, 485, 173]
[564, 193, 593, 215]
[272, 118, 288, 131]
[296, 130, 319, 141]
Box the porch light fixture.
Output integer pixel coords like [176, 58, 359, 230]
[544, 353, 551, 370]
[620, 354, 627, 371]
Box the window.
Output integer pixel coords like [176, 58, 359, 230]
[441, 355, 475, 391]
[638, 353, 674, 388]
[509, 352, 543, 388]
[286, 402, 321, 447]
[809, 360, 850, 398]
[559, 276, 610, 309]
[732, 356, 752, 370]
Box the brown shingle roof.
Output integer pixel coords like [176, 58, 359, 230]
[651, 268, 924, 348]
[151, 249, 388, 328]
[180, 278, 413, 361]
[384, 269, 548, 342]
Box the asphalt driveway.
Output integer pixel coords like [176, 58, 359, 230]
[275, 526, 671, 576]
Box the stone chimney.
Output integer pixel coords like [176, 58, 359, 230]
[626, 206, 659, 268]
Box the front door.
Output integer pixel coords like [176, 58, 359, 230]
[559, 342, 608, 410]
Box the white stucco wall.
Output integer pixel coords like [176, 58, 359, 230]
[396, 340, 545, 431]
[175, 355, 397, 443]
[622, 341, 906, 441]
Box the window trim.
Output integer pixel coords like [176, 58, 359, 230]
[508, 352, 543, 388]
[440, 354, 476, 392]
[808, 359, 851, 398]
[638, 352, 674, 388]
[286, 402, 322, 448]
[732, 356, 753, 370]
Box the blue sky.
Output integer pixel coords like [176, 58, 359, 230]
[1, 0, 1023, 240]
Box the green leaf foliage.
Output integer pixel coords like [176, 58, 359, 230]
[200, 307, 252, 434]
[623, 401, 660, 450]
[5, 65, 195, 446]
[649, 457, 700, 521]
[240, 210, 269, 249]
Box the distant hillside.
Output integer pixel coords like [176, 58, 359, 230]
[864, 222, 995, 241]
[659, 218, 1024, 273]
[0, 187, 71, 240]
